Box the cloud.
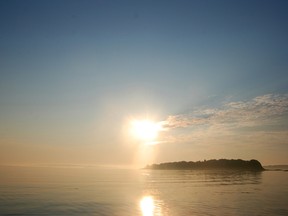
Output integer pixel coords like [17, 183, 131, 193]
[162, 94, 288, 131]
[162, 115, 208, 129]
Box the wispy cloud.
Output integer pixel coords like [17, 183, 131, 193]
[162, 94, 288, 131]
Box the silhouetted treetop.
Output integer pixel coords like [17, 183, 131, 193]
[145, 159, 264, 171]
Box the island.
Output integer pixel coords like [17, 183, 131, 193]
[145, 159, 265, 171]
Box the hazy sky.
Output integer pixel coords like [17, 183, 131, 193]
[1, 0, 288, 166]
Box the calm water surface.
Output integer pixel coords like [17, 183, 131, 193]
[0, 166, 287, 215]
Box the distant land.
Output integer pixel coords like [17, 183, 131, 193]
[145, 159, 265, 171]
[264, 165, 288, 172]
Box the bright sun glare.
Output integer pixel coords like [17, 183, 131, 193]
[140, 196, 154, 216]
[131, 119, 162, 144]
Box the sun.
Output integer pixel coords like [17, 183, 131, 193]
[130, 119, 162, 143]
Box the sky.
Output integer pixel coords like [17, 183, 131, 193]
[1, 0, 288, 167]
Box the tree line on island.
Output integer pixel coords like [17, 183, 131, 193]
[145, 159, 265, 171]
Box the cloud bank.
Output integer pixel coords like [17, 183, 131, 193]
[162, 94, 288, 131]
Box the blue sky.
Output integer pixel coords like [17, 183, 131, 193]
[1, 0, 288, 166]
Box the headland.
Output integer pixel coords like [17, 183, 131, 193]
[145, 159, 265, 171]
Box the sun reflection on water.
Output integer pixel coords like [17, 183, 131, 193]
[140, 196, 155, 216]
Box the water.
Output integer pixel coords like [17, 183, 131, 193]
[0, 166, 287, 215]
